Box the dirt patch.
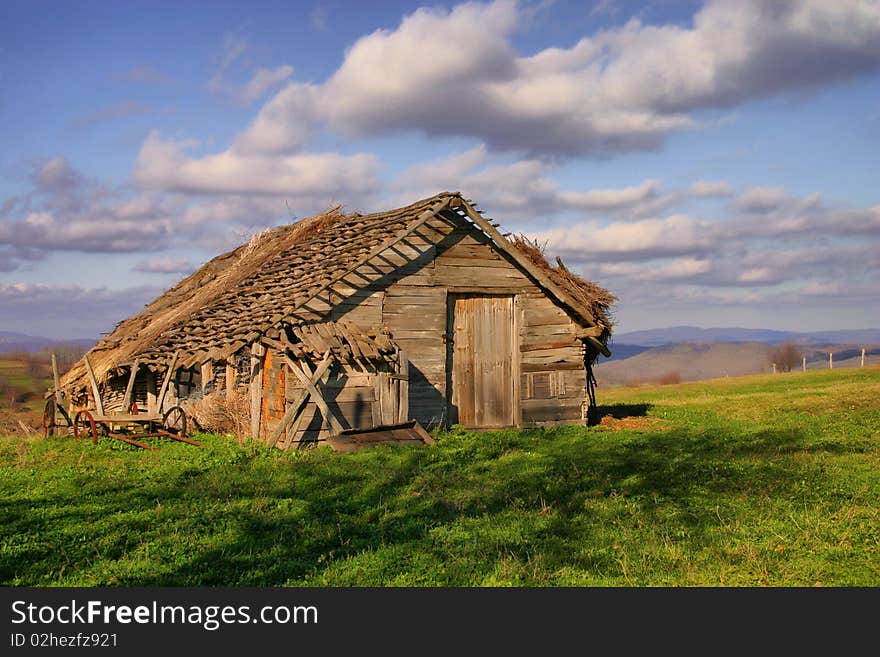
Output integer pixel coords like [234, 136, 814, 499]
[596, 415, 670, 432]
[0, 412, 41, 436]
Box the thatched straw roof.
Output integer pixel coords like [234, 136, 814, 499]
[511, 235, 616, 332]
[60, 192, 614, 391]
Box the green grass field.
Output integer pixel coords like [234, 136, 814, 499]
[2, 367, 878, 586]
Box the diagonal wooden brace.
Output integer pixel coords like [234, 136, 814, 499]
[265, 350, 334, 447]
[285, 354, 348, 435]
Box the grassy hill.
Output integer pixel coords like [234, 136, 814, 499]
[597, 341, 880, 384]
[1, 367, 879, 586]
[598, 341, 774, 383]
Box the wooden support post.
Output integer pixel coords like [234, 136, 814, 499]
[82, 354, 105, 416]
[50, 353, 67, 411]
[397, 349, 409, 424]
[802, 356, 807, 372]
[250, 343, 265, 440]
[201, 360, 214, 392]
[861, 348, 866, 368]
[829, 352, 833, 370]
[122, 358, 139, 411]
[45, 395, 56, 437]
[51, 353, 61, 395]
[226, 360, 236, 396]
[156, 351, 179, 415]
[146, 371, 157, 414]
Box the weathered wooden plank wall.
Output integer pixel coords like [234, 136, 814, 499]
[368, 218, 585, 429]
[225, 213, 590, 439]
[518, 290, 586, 426]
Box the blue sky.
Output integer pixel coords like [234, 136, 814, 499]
[1, 0, 879, 339]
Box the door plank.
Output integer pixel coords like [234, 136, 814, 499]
[450, 295, 514, 428]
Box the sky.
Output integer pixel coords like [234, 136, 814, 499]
[1, 0, 879, 340]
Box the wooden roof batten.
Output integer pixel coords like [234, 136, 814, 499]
[271, 195, 456, 332]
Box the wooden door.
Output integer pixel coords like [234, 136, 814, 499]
[449, 295, 515, 427]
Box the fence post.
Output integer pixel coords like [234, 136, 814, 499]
[802, 356, 806, 372]
[861, 348, 866, 368]
[829, 352, 833, 370]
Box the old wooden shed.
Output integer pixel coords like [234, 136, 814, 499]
[57, 192, 616, 447]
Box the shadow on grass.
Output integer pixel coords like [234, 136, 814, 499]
[0, 423, 856, 585]
[595, 403, 652, 419]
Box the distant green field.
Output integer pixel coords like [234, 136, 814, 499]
[1, 367, 878, 586]
[0, 358, 53, 433]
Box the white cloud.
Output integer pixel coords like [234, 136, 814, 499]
[558, 180, 663, 211]
[238, 65, 295, 104]
[208, 30, 251, 96]
[598, 257, 713, 281]
[735, 186, 789, 213]
[1, 210, 173, 252]
[393, 146, 675, 220]
[0, 159, 177, 255]
[530, 214, 713, 260]
[34, 157, 83, 194]
[800, 281, 844, 296]
[689, 180, 734, 197]
[133, 257, 197, 274]
[232, 0, 880, 157]
[134, 131, 380, 199]
[233, 83, 320, 154]
[737, 267, 778, 284]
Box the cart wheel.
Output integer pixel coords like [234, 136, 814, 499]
[73, 410, 99, 445]
[42, 398, 55, 438]
[162, 406, 187, 436]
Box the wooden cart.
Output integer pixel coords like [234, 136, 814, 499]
[44, 398, 198, 450]
[42, 352, 200, 450]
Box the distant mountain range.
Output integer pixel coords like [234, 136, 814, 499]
[612, 326, 880, 348]
[0, 331, 95, 354]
